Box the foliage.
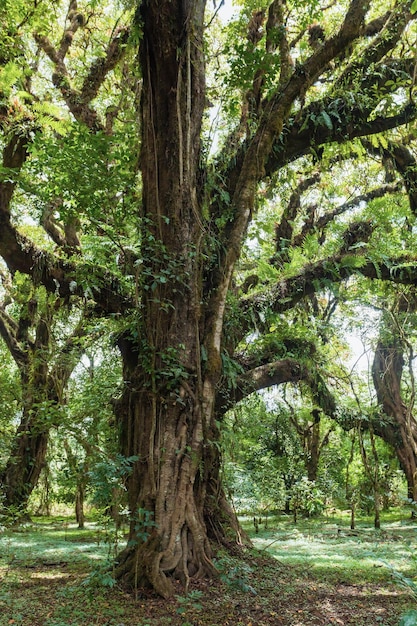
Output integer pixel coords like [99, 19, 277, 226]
[399, 611, 417, 626]
[214, 553, 257, 595]
[89, 454, 137, 511]
[175, 590, 204, 616]
[289, 477, 326, 518]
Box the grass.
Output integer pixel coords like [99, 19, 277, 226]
[0, 510, 416, 626]
[246, 514, 417, 586]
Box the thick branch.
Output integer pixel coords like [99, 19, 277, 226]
[58, 2, 85, 61]
[0, 308, 27, 367]
[0, 222, 131, 313]
[266, 101, 417, 174]
[266, 0, 292, 85]
[216, 355, 336, 419]
[34, 21, 130, 131]
[293, 183, 402, 248]
[240, 253, 417, 330]
[34, 31, 102, 131]
[390, 144, 417, 214]
[274, 174, 320, 259]
[47, 315, 94, 405]
[215, 357, 307, 416]
[339, 6, 415, 85]
[80, 26, 130, 103]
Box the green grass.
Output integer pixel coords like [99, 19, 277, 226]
[0, 521, 112, 568]
[244, 511, 417, 586]
[0, 511, 415, 625]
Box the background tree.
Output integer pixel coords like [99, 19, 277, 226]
[371, 292, 417, 510]
[0, 270, 92, 518]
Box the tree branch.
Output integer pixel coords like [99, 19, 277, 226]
[265, 101, 417, 174]
[80, 26, 130, 104]
[34, 14, 130, 131]
[339, 6, 415, 85]
[215, 357, 307, 415]
[0, 308, 28, 367]
[238, 253, 417, 344]
[294, 183, 402, 247]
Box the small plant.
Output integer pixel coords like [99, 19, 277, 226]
[398, 611, 417, 626]
[81, 561, 116, 590]
[128, 507, 157, 546]
[175, 589, 203, 615]
[380, 549, 417, 626]
[215, 554, 257, 595]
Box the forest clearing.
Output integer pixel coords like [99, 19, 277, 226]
[0, 511, 416, 626]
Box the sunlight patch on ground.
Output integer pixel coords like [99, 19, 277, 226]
[251, 527, 416, 582]
[30, 571, 71, 580]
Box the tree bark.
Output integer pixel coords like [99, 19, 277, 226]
[1, 417, 49, 519]
[1, 314, 52, 517]
[75, 485, 85, 530]
[372, 340, 417, 508]
[113, 0, 224, 598]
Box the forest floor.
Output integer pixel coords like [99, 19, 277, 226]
[0, 513, 416, 626]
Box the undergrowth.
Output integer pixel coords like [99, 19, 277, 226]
[0, 512, 415, 626]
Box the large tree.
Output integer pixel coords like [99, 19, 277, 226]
[2, 0, 417, 597]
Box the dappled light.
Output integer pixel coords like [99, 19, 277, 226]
[0, 514, 415, 625]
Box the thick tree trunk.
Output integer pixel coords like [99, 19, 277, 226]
[372, 340, 417, 508]
[1, 312, 84, 519]
[114, 371, 224, 596]
[0, 412, 49, 518]
[113, 0, 238, 597]
[1, 321, 51, 517]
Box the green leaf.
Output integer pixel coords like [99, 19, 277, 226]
[399, 610, 417, 626]
[411, 0, 417, 14]
[320, 110, 333, 130]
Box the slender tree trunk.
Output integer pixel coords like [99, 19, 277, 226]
[305, 409, 322, 481]
[350, 500, 355, 530]
[75, 483, 85, 530]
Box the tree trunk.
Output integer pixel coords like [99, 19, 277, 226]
[35, 465, 52, 517]
[0, 411, 49, 518]
[305, 409, 322, 482]
[0, 304, 86, 519]
[114, 376, 219, 597]
[1, 316, 51, 518]
[75, 483, 85, 530]
[113, 0, 238, 597]
[372, 340, 417, 511]
[350, 500, 355, 530]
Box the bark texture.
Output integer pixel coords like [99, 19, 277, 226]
[372, 340, 417, 505]
[113, 0, 222, 598]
